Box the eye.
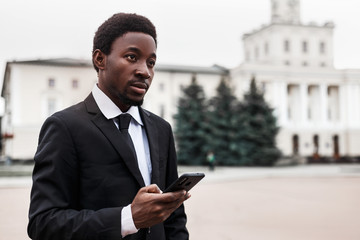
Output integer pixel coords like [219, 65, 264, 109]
[148, 59, 156, 68]
[126, 54, 137, 62]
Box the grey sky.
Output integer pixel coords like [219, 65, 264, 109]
[1, 0, 359, 81]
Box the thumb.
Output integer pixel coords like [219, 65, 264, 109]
[146, 184, 163, 194]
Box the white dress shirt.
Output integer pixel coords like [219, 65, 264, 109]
[92, 84, 152, 237]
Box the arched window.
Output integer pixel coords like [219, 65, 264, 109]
[333, 135, 339, 160]
[313, 134, 319, 159]
[292, 134, 299, 155]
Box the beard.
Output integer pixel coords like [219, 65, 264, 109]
[117, 90, 144, 107]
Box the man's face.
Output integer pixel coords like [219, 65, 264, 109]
[97, 32, 157, 111]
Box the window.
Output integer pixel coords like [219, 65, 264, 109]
[308, 85, 321, 121]
[48, 78, 55, 88]
[327, 86, 340, 121]
[302, 41, 308, 53]
[264, 42, 269, 55]
[320, 62, 326, 67]
[313, 134, 319, 159]
[159, 104, 165, 118]
[333, 135, 339, 160]
[302, 61, 308, 67]
[284, 40, 290, 52]
[47, 99, 57, 116]
[284, 60, 290, 66]
[319, 42, 326, 54]
[72, 79, 79, 89]
[287, 84, 301, 122]
[292, 134, 299, 155]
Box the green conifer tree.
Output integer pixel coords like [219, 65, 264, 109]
[207, 78, 239, 165]
[236, 77, 282, 166]
[174, 77, 208, 165]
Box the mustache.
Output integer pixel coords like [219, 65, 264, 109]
[128, 80, 149, 90]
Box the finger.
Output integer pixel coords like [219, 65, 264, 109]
[156, 190, 187, 203]
[160, 197, 187, 213]
[172, 190, 188, 199]
[146, 184, 162, 194]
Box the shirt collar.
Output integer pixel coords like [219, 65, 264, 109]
[92, 84, 144, 126]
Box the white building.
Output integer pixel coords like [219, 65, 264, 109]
[232, 0, 360, 160]
[1, 59, 227, 160]
[1, 0, 360, 162]
[1, 59, 97, 160]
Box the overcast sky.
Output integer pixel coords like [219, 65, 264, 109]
[1, 0, 360, 79]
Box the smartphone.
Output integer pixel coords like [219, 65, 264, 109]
[164, 173, 205, 193]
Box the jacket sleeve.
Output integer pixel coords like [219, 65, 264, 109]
[28, 115, 123, 240]
[163, 126, 189, 240]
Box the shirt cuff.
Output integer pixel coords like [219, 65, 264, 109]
[121, 204, 139, 237]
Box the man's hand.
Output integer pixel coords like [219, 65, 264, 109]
[131, 184, 190, 229]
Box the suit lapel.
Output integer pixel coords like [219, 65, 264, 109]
[139, 108, 160, 185]
[84, 94, 145, 187]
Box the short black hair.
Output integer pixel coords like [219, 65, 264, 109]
[92, 13, 157, 72]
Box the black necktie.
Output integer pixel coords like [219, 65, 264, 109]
[118, 113, 137, 160]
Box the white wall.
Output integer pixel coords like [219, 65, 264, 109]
[3, 63, 225, 159]
[243, 24, 334, 69]
[3, 63, 97, 159]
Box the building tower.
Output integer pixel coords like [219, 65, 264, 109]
[231, 0, 358, 161]
[242, 0, 334, 68]
[271, 0, 301, 24]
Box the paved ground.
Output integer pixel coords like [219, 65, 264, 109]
[1, 164, 360, 240]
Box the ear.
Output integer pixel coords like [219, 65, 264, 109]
[92, 49, 106, 71]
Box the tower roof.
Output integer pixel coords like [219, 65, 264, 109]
[271, 0, 301, 24]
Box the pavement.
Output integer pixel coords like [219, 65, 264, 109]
[1, 163, 360, 187]
[1, 164, 360, 240]
[179, 163, 360, 182]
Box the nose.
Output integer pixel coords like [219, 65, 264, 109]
[135, 62, 151, 79]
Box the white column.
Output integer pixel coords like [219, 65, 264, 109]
[300, 83, 308, 127]
[338, 84, 346, 128]
[347, 84, 360, 128]
[320, 84, 328, 125]
[274, 81, 288, 126]
[354, 85, 360, 126]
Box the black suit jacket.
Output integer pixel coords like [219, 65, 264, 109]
[28, 94, 188, 240]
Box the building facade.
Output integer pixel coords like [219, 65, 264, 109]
[1, 0, 360, 162]
[1, 60, 227, 159]
[232, 0, 360, 160]
[1, 59, 97, 159]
